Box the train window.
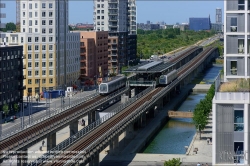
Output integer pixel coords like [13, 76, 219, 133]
[100, 84, 107, 92]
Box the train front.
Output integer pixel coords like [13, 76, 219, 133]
[99, 83, 108, 95]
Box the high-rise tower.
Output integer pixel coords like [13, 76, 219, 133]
[216, 8, 222, 24]
[0, 1, 6, 28]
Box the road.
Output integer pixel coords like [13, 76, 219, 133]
[0, 88, 97, 139]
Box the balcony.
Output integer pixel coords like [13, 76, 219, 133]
[108, 0, 118, 3]
[108, 12, 118, 15]
[110, 59, 117, 62]
[111, 47, 117, 50]
[23, 64, 26, 69]
[109, 24, 118, 28]
[110, 54, 118, 56]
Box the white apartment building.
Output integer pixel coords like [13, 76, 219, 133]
[212, 0, 250, 165]
[128, 0, 136, 35]
[8, 0, 80, 97]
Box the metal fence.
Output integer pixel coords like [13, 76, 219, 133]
[28, 86, 153, 166]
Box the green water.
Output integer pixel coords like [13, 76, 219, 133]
[143, 93, 205, 154]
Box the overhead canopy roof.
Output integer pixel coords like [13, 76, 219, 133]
[124, 61, 175, 73]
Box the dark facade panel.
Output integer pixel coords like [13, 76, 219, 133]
[0, 45, 24, 117]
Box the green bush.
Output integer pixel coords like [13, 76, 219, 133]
[164, 158, 181, 166]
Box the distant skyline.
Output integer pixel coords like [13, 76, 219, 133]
[2, 1, 224, 25]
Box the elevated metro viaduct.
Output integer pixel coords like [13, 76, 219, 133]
[27, 47, 219, 166]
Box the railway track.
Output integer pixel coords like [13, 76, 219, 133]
[0, 95, 105, 154]
[169, 46, 200, 63]
[30, 47, 216, 165]
[43, 87, 164, 166]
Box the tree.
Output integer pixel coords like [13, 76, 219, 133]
[69, 26, 73, 31]
[164, 158, 181, 166]
[14, 103, 19, 113]
[193, 109, 208, 140]
[5, 22, 16, 31]
[3, 104, 9, 121]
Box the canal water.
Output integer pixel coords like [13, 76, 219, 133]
[143, 64, 222, 154]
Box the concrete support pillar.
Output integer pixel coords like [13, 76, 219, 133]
[47, 132, 56, 151]
[134, 87, 139, 96]
[88, 111, 96, 124]
[17, 149, 27, 166]
[89, 154, 99, 166]
[109, 136, 119, 155]
[70, 121, 78, 137]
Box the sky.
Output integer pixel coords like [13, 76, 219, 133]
[1, 1, 224, 25]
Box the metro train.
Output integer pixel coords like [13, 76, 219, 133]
[159, 70, 178, 85]
[99, 76, 127, 95]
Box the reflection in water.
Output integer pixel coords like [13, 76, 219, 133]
[143, 65, 220, 154]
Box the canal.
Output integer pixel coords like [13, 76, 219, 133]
[143, 64, 222, 154]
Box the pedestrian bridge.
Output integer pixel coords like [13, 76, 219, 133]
[168, 110, 193, 118]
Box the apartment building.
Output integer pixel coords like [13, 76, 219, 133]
[78, 31, 108, 82]
[212, 0, 250, 165]
[93, 0, 137, 74]
[12, 0, 80, 97]
[0, 2, 6, 28]
[0, 45, 25, 116]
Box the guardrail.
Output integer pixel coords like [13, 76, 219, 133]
[0, 92, 99, 140]
[28, 86, 153, 166]
[1, 87, 128, 141]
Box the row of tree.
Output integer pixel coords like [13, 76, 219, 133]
[192, 84, 215, 139]
[2, 103, 19, 121]
[0, 22, 16, 32]
[137, 29, 216, 59]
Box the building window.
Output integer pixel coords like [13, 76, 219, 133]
[42, 45, 46, 50]
[234, 142, 244, 163]
[49, 37, 53, 42]
[28, 45, 32, 50]
[42, 79, 46, 84]
[49, 12, 53, 17]
[230, 61, 237, 75]
[28, 71, 32, 76]
[29, 28, 32, 33]
[42, 62, 46, 67]
[29, 12, 32, 18]
[42, 12, 46, 17]
[29, 3, 32, 9]
[101, 10, 104, 14]
[23, 12, 25, 17]
[35, 20, 38, 25]
[21, 37, 23, 43]
[49, 20, 53, 25]
[238, 39, 244, 54]
[35, 3, 38, 8]
[49, 3, 53, 8]
[42, 70, 46, 75]
[35, 71, 39, 76]
[23, 20, 25, 25]
[35, 45, 39, 51]
[28, 62, 32, 67]
[49, 62, 53, 67]
[35, 28, 38, 32]
[49, 53, 53, 59]
[49, 78, 53, 83]
[35, 79, 40, 84]
[42, 3, 46, 8]
[234, 110, 244, 131]
[28, 79, 32, 84]
[238, 0, 245, 10]
[42, 20, 46, 25]
[23, 28, 25, 32]
[42, 37, 46, 42]
[29, 20, 32, 26]
[28, 37, 32, 42]
[42, 28, 46, 33]
[49, 70, 53, 75]
[35, 12, 37, 17]
[28, 54, 32, 59]
[49, 28, 53, 33]
[35, 62, 39, 67]
[42, 54, 46, 59]
[49, 45, 53, 50]
[35, 37, 39, 42]
[35, 54, 39, 59]
[23, 3, 25, 9]
[230, 18, 237, 32]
